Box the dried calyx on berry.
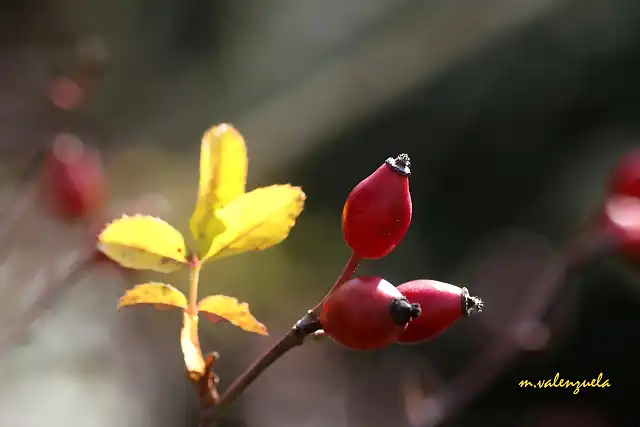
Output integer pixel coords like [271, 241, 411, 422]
[389, 297, 421, 325]
[342, 154, 413, 259]
[461, 287, 484, 316]
[385, 153, 411, 176]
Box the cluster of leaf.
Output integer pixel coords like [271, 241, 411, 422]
[97, 124, 306, 379]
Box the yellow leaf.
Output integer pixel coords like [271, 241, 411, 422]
[181, 312, 206, 379]
[117, 282, 187, 310]
[203, 184, 305, 262]
[198, 295, 268, 336]
[189, 124, 247, 259]
[98, 214, 188, 273]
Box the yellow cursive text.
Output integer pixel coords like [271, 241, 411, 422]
[518, 372, 611, 394]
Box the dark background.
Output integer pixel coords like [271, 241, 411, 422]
[0, 1, 638, 426]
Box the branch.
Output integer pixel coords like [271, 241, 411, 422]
[220, 312, 322, 408]
[0, 247, 96, 354]
[196, 312, 322, 426]
[194, 252, 362, 426]
[0, 150, 46, 254]
[311, 252, 363, 313]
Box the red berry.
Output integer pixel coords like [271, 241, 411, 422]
[320, 276, 421, 351]
[396, 280, 483, 344]
[342, 154, 412, 259]
[609, 150, 640, 198]
[42, 134, 107, 220]
[602, 195, 640, 261]
[49, 76, 85, 110]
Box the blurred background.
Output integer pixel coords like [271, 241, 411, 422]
[0, 0, 639, 426]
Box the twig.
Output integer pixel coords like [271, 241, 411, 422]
[195, 252, 362, 426]
[0, 249, 94, 353]
[0, 150, 45, 244]
[195, 353, 221, 409]
[199, 312, 323, 426]
[311, 251, 362, 313]
[219, 312, 322, 408]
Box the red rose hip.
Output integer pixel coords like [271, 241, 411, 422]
[609, 150, 640, 198]
[342, 154, 412, 259]
[42, 134, 107, 220]
[320, 276, 421, 351]
[602, 195, 640, 261]
[396, 280, 483, 344]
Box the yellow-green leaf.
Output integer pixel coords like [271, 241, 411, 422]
[117, 282, 187, 310]
[202, 184, 305, 262]
[181, 312, 206, 379]
[98, 214, 188, 273]
[189, 124, 247, 259]
[198, 295, 268, 336]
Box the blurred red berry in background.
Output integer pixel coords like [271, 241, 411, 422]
[609, 150, 640, 198]
[603, 195, 640, 261]
[42, 133, 107, 220]
[49, 76, 85, 111]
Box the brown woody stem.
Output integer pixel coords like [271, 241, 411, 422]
[215, 311, 322, 410]
[198, 253, 361, 425]
[194, 353, 220, 413]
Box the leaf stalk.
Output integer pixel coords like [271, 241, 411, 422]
[188, 255, 201, 316]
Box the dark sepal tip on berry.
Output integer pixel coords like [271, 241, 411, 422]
[385, 153, 411, 176]
[461, 287, 484, 317]
[389, 297, 421, 325]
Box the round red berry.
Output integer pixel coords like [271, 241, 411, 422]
[342, 154, 412, 259]
[602, 195, 640, 261]
[396, 280, 483, 344]
[320, 276, 421, 351]
[609, 150, 640, 198]
[42, 134, 107, 220]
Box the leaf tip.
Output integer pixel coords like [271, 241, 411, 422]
[206, 122, 240, 140]
[215, 122, 233, 132]
[284, 184, 306, 205]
